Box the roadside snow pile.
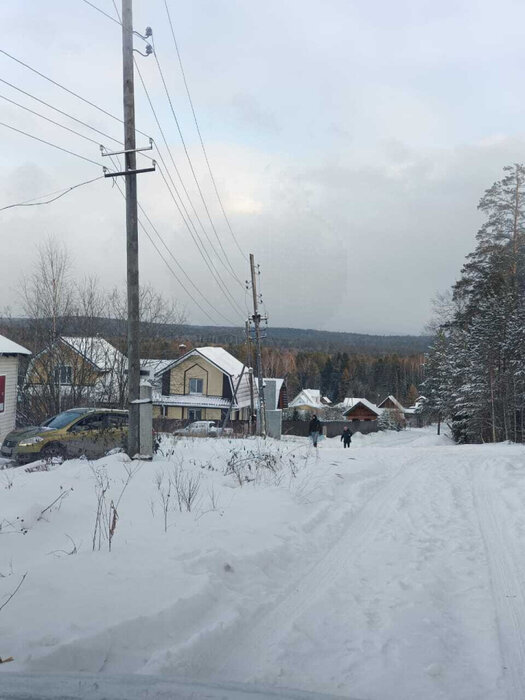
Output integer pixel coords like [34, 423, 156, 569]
[0, 436, 345, 675]
[2, 428, 525, 700]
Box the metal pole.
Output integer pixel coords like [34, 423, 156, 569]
[250, 254, 266, 437]
[122, 0, 140, 457]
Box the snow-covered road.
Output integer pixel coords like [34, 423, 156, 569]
[2, 428, 525, 699]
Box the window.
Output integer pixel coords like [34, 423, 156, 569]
[72, 413, 105, 431]
[54, 365, 72, 385]
[161, 406, 168, 417]
[188, 408, 202, 421]
[106, 413, 128, 429]
[0, 375, 5, 413]
[189, 378, 203, 394]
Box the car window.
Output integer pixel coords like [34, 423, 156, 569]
[71, 413, 105, 431]
[107, 414, 128, 429]
[42, 410, 87, 430]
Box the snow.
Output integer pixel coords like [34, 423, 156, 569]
[342, 397, 383, 416]
[0, 334, 30, 356]
[153, 394, 231, 408]
[1, 428, 525, 699]
[61, 337, 125, 371]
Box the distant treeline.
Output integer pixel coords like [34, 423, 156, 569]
[1, 316, 426, 407]
[0, 316, 431, 356]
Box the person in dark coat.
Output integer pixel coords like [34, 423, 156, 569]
[341, 426, 352, 448]
[309, 414, 322, 447]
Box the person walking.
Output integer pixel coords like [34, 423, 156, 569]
[341, 426, 352, 448]
[309, 414, 322, 448]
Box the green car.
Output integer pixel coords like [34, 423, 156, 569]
[1, 407, 128, 464]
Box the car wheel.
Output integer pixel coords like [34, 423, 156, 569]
[40, 443, 65, 461]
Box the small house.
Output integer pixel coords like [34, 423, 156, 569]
[25, 336, 126, 406]
[342, 398, 382, 422]
[288, 389, 331, 413]
[0, 334, 31, 442]
[154, 346, 254, 421]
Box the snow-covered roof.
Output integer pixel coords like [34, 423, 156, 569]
[156, 347, 245, 379]
[0, 334, 30, 356]
[342, 398, 382, 417]
[153, 394, 231, 409]
[378, 395, 406, 412]
[288, 388, 325, 409]
[336, 397, 361, 410]
[140, 359, 172, 376]
[61, 337, 125, 372]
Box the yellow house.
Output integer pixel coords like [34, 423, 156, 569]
[25, 336, 126, 408]
[153, 346, 254, 421]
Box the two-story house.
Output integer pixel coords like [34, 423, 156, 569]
[153, 346, 254, 421]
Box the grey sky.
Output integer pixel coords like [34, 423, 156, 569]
[2, 0, 525, 334]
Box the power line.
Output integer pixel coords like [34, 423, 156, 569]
[163, 0, 247, 262]
[128, 53, 246, 317]
[0, 77, 123, 147]
[105, 0, 245, 319]
[0, 176, 105, 212]
[151, 40, 245, 288]
[155, 161, 246, 319]
[107, 0, 246, 316]
[0, 120, 104, 168]
[133, 63, 245, 316]
[0, 92, 105, 148]
[0, 48, 152, 142]
[78, 0, 122, 26]
[137, 201, 240, 326]
[113, 179, 240, 326]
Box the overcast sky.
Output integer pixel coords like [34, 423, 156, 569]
[2, 0, 525, 334]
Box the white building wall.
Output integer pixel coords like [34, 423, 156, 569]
[0, 356, 20, 442]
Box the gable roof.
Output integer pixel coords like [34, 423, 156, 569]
[378, 395, 406, 412]
[0, 334, 30, 356]
[60, 337, 125, 371]
[156, 346, 245, 379]
[342, 398, 382, 417]
[288, 388, 325, 410]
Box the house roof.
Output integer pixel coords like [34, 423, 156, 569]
[140, 359, 172, 375]
[342, 398, 382, 417]
[61, 337, 125, 372]
[153, 394, 231, 409]
[0, 334, 30, 356]
[156, 346, 245, 378]
[288, 388, 325, 410]
[335, 397, 361, 410]
[378, 395, 406, 412]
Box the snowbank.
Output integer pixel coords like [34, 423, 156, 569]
[1, 427, 525, 699]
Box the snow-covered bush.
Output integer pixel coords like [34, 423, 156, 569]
[377, 408, 405, 431]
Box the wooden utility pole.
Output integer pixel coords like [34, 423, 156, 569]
[250, 253, 266, 436]
[245, 319, 255, 434]
[102, 1, 154, 456]
[122, 0, 140, 457]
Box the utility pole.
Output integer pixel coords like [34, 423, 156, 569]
[250, 253, 266, 437]
[103, 1, 155, 457]
[122, 0, 140, 457]
[245, 319, 255, 435]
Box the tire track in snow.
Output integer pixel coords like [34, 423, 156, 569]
[188, 454, 421, 681]
[471, 462, 525, 699]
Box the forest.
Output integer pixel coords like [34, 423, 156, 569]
[423, 164, 525, 443]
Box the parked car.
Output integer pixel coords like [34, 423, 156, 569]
[174, 420, 233, 437]
[1, 407, 129, 464]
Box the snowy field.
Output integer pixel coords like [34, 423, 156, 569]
[1, 427, 525, 699]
